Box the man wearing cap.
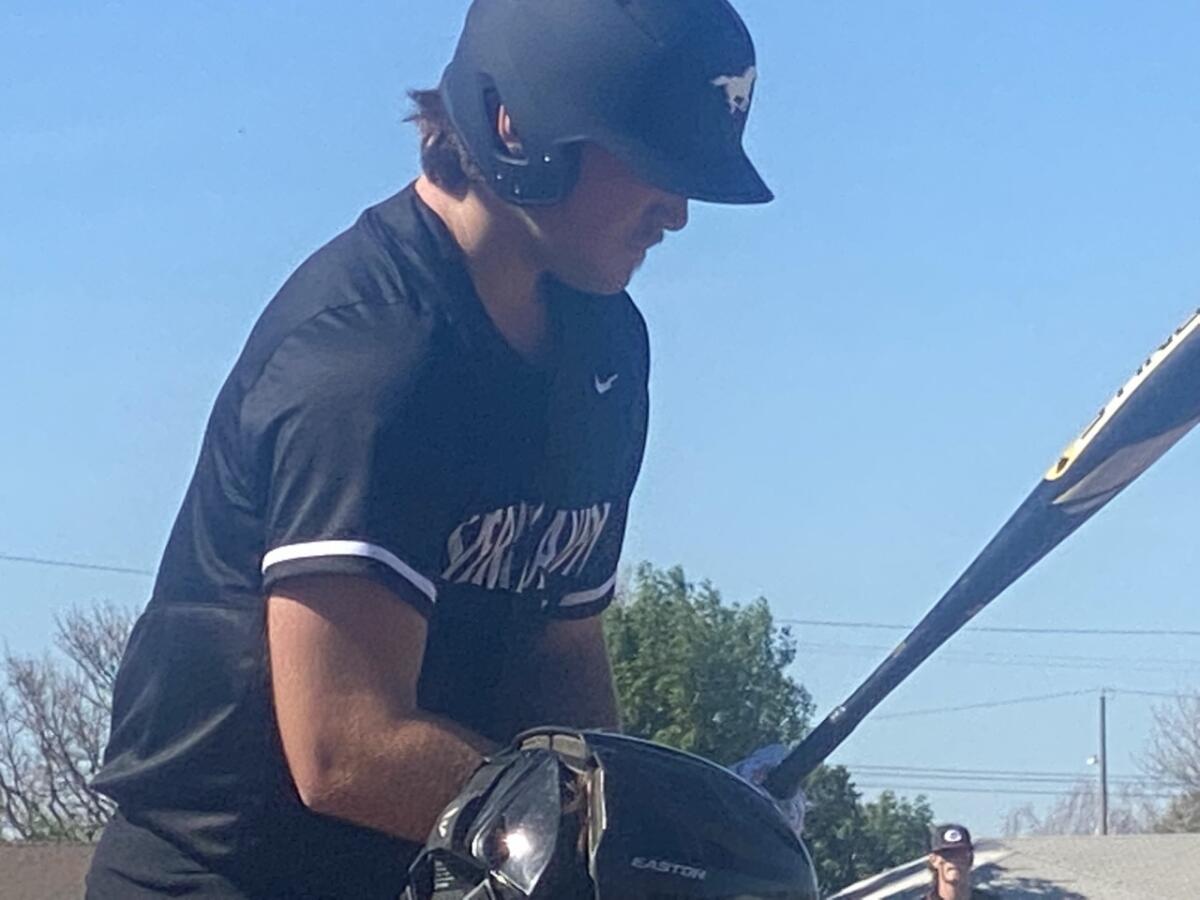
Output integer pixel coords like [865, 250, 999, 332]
[925, 824, 995, 900]
[85, 1, 779, 897]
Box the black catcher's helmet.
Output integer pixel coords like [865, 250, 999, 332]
[404, 729, 819, 900]
[439, 0, 773, 206]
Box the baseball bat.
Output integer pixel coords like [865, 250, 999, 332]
[764, 308, 1200, 800]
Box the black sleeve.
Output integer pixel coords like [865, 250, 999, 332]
[542, 499, 628, 620]
[240, 301, 440, 616]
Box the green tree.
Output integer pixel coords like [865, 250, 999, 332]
[859, 790, 935, 877]
[605, 563, 935, 896]
[802, 765, 868, 891]
[801, 767, 934, 892]
[605, 563, 812, 763]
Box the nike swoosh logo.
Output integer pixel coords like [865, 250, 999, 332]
[594, 373, 619, 395]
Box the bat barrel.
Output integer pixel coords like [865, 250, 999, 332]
[762, 309, 1200, 802]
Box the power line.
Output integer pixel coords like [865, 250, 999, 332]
[4, 554, 1198, 644]
[1107, 687, 1200, 699]
[794, 640, 1200, 673]
[851, 782, 1184, 799]
[780, 618, 1200, 638]
[873, 689, 1096, 720]
[841, 765, 1187, 788]
[0, 553, 154, 577]
[833, 761, 1194, 798]
[867, 687, 1198, 721]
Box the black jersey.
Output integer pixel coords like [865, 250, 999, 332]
[88, 185, 649, 899]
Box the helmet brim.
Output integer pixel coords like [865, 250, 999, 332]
[681, 148, 774, 205]
[602, 132, 774, 205]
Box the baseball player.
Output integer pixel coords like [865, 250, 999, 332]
[925, 824, 996, 900]
[85, 1, 777, 897]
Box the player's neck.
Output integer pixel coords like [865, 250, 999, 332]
[415, 175, 550, 363]
[938, 881, 970, 900]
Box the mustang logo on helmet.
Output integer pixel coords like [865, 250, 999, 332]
[712, 66, 757, 115]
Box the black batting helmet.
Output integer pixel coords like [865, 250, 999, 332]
[404, 729, 818, 900]
[439, 0, 773, 206]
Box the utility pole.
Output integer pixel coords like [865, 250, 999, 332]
[1098, 690, 1109, 836]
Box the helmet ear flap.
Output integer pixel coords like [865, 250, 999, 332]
[489, 143, 582, 206]
[442, 63, 582, 206]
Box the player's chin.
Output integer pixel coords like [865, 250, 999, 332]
[559, 256, 641, 295]
[605, 247, 649, 291]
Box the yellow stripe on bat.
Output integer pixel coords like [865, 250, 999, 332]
[1046, 308, 1200, 482]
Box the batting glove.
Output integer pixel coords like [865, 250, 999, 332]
[730, 743, 807, 838]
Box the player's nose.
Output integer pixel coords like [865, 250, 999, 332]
[660, 194, 689, 233]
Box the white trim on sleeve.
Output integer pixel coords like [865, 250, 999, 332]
[261, 540, 437, 602]
[559, 572, 618, 609]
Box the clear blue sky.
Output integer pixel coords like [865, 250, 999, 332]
[3, 1, 1199, 836]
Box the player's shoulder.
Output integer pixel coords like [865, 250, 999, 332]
[235, 188, 447, 391]
[259, 187, 440, 336]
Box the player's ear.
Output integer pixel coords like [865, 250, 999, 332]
[495, 103, 525, 159]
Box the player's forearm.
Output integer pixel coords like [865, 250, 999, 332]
[536, 655, 621, 730]
[296, 709, 495, 842]
[505, 625, 622, 732]
[515, 675, 621, 733]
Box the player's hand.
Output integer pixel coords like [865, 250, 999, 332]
[730, 744, 807, 838]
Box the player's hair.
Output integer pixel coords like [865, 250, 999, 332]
[406, 88, 484, 193]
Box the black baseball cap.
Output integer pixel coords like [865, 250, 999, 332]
[929, 823, 973, 854]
